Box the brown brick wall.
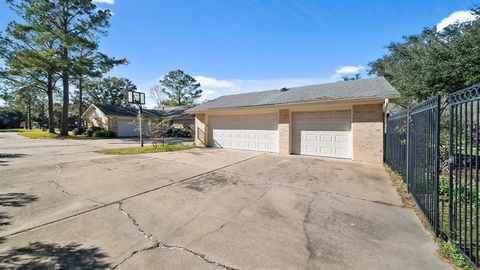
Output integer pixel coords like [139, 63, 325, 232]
[352, 104, 384, 164]
[278, 109, 290, 154]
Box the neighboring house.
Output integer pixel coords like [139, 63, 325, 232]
[82, 104, 194, 137]
[187, 77, 400, 164]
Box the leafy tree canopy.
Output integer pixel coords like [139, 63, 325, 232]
[85, 76, 137, 107]
[341, 74, 361, 81]
[369, 7, 480, 106]
[159, 70, 202, 106]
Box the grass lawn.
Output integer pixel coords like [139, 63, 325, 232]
[97, 144, 195, 155]
[0, 128, 86, 139]
[0, 128, 25, 133]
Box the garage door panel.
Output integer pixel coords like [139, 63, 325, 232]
[293, 110, 352, 159]
[208, 114, 278, 153]
[335, 135, 348, 143]
[336, 148, 349, 156]
[117, 120, 138, 137]
[320, 147, 333, 154]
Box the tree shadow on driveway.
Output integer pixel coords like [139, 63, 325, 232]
[0, 153, 29, 167]
[0, 193, 38, 207]
[0, 242, 111, 269]
[0, 212, 10, 244]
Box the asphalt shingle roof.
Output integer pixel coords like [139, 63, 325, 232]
[188, 77, 399, 112]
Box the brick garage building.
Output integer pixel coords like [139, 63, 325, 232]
[188, 77, 399, 164]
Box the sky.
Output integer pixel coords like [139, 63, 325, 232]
[0, 0, 478, 108]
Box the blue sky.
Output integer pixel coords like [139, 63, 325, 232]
[0, 0, 478, 108]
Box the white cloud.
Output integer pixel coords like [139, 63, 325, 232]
[335, 65, 365, 75]
[436, 10, 477, 31]
[203, 89, 215, 95]
[93, 0, 114, 4]
[194, 76, 235, 88]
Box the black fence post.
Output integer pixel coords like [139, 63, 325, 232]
[448, 97, 454, 240]
[434, 94, 441, 236]
[406, 108, 411, 192]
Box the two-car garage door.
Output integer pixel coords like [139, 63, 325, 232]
[207, 110, 352, 159]
[208, 114, 278, 152]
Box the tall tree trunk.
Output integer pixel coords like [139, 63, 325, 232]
[47, 72, 55, 133]
[60, 48, 69, 136]
[27, 98, 32, 129]
[78, 77, 83, 128]
[41, 102, 46, 131]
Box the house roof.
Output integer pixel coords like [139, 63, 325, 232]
[83, 104, 193, 119]
[188, 77, 400, 113]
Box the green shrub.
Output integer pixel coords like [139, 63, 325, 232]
[104, 129, 116, 138]
[85, 128, 94, 137]
[92, 130, 105, 138]
[92, 128, 116, 138]
[72, 127, 85, 135]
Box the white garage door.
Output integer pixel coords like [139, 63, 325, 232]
[117, 119, 138, 137]
[292, 110, 352, 159]
[208, 114, 278, 152]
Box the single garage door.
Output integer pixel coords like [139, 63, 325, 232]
[292, 110, 352, 159]
[117, 119, 138, 137]
[208, 113, 278, 152]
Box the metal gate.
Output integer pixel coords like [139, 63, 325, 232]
[449, 84, 480, 266]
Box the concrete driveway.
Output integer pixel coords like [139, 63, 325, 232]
[0, 132, 450, 269]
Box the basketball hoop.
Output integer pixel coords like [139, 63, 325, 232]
[128, 91, 145, 105]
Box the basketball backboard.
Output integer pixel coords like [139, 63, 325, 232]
[128, 91, 145, 105]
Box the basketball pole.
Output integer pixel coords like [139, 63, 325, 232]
[139, 105, 143, 147]
[129, 90, 145, 148]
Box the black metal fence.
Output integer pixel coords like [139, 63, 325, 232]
[449, 84, 480, 266]
[386, 95, 441, 235]
[408, 96, 441, 236]
[385, 84, 480, 267]
[385, 110, 408, 180]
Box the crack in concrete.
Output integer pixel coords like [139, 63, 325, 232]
[7, 154, 263, 238]
[219, 170, 405, 208]
[158, 242, 236, 270]
[115, 202, 236, 270]
[55, 162, 64, 178]
[52, 161, 105, 205]
[188, 187, 271, 246]
[118, 202, 156, 243]
[303, 196, 315, 270]
[50, 179, 105, 205]
[111, 241, 237, 270]
[50, 180, 79, 198]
